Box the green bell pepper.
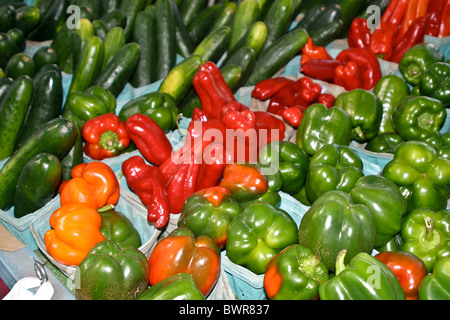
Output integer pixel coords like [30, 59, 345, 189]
[392, 95, 446, 141]
[264, 244, 329, 300]
[226, 201, 298, 275]
[62, 86, 116, 128]
[334, 89, 383, 142]
[418, 257, 450, 300]
[99, 209, 142, 249]
[319, 250, 406, 300]
[138, 273, 205, 300]
[382, 140, 450, 212]
[365, 133, 404, 154]
[401, 207, 450, 273]
[178, 186, 242, 249]
[399, 42, 445, 86]
[258, 141, 310, 195]
[350, 175, 408, 248]
[118, 91, 179, 132]
[75, 240, 149, 300]
[296, 103, 352, 156]
[419, 62, 450, 107]
[305, 144, 364, 204]
[373, 74, 410, 135]
[423, 132, 450, 160]
[298, 190, 376, 272]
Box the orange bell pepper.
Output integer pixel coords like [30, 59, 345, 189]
[60, 162, 120, 209]
[44, 203, 106, 266]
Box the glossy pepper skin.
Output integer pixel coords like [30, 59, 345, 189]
[300, 59, 347, 83]
[335, 88, 383, 142]
[252, 77, 293, 101]
[118, 91, 179, 132]
[147, 227, 221, 297]
[264, 244, 329, 300]
[419, 257, 450, 300]
[347, 17, 370, 49]
[375, 251, 428, 300]
[305, 144, 364, 204]
[296, 103, 352, 157]
[365, 133, 404, 154]
[81, 113, 130, 160]
[59, 161, 120, 209]
[333, 61, 363, 91]
[350, 175, 408, 248]
[419, 62, 450, 107]
[226, 202, 298, 275]
[75, 240, 149, 300]
[401, 208, 450, 273]
[382, 141, 450, 213]
[392, 95, 446, 141]
[100, 209, 142, 249]
[258, 141, 309, 195]
[399, 42, 445, 86]
[319, 250, 406, 300]
[298, 191, 376, 272]
[423, 132, 450, 159]
[44, 203, 106, 266]
[178, 186, 242, 249]
[138, 273, 204, 300]
[300, 37, 333, 65]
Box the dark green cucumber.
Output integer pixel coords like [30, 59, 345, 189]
[71, 18, 95, 74]
[60, 123, 83, 181]
[154, 0, 177, 81]
[222, 46, 256, 89]
[158, 54, 206, 105]
[32, 46, 59, 72]
[261, 0, 294, 52]
[100, 0, 121, 15]
[224, 20, 267, 62]
[102, 26, 125, 71]
[0, 5, 16, 33]
[51, 25, 76, 74]
[193, 25, 231, 64]
[15, 5, 40, 35]
[210, 1, 237, 31]
[0, 75, 33, 161]
[179, 0, 208, 26]
[0, 76, 13, 104]
[13, 152, 62, 218]
[74, 0, 103, 20]
[14, 66, 63, 151]
[310, 18, 344, 47]
[295, 4, 326, 31]
[119, 0, 146, 42]
[93, 42, 140, 97]
[0, 118, 77, 210]
[308, 3, 342, 32]
[99, 9, 126, 30]
[130, 10, 156, 88]
[169, 0, 195, 59]
[93, 19, 108, 40]
[32, 0, 54, 17]
[228, 0, 259, 52]
[187, 4, 224, 45]
[245, 28, 309, 86]
[28, 0, 69, 41]
[0, 33, 19, 70]
[5, 53, 35, 80]
[7, 28, 25, 52]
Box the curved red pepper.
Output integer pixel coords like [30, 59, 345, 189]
[282, 105, 306, 127]
[301, 37, 333, 65]
[300, 59, 347, 83]
[348, 17, 371, 49]
[122, 156, 170, 229]
[81, 113, 130, 160]
[334, 61, 363, 91]
[369, 25, 397, 57]
[252, 77, 294, 101]
[424, 0, 445, 36]
[438, 0, 450, 37]
[380, 0, 409, 29]
[317, 93, 335, 109]
[124, 113, 173, 166]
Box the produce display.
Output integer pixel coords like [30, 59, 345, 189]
[0, 0, 449, 302]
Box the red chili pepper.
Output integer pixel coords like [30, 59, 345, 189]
[424, 0, 445, 36]
[334, 61, 363, 91]
[251, 77, 294, 101]
[380, 0, 409, 28]
[122, 156, 170, 229]
[336, 48, 382, 90]
[317, 93, 335, 109]
[438, 0, 450, 37]
[81, 113, 130, 160]
[398, 0, 429, 39]
[300, 59, 347, 83]
[124, 113, 173, 166]
[301, 37, 333, 65]
[348, 17, 371, 49]
[369, 24, 397, 57]
[386, 16, 426, 63]
[282, 105, 307, 127]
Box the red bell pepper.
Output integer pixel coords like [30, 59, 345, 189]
[334, 60, 363, 91]
[438, 0, 450, 37]
[380, 0, 409, 28]
[424, 0, 445, 36]
[122, 155, 170, 229]
[81, 113, 130, 160]
[254, 111, 286, 147]
[251, 77, 294, 101]
[398, 0, 429, 39]
[369, 25, 397, 57]
[348, 17, 371, 49]
[300, 59, 347, 83]
[317, 93, 335, 109]
[124, 113, 173, 166]
[301, 37, 333, 65]
[221, 101, 256, 132]
[282, 105, 307, 127]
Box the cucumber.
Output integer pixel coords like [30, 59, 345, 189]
[14, 65, 63, 151]
[93, 19, 108, 40]
[229, 0, 259, 52]
[98, 9, 126, 30]
[261, 0, 294, 52]
[28, 0, 69, 41]
[0, 118, 77, 210]
[154, 0, 177, 81]
[72, 18, 95, 73]
[5, 53, 35, 80]
[219, 63, 244, 93]
[222, 46, 256, 89]
[309, 3, 342, 32]
[119, 0, 147, 42]
[102, 26, 125, 71]
[0, 33, 19, 70]
[13, 152, 62, 218]
[68, 35, 104, 95]
[32, 46, 58, 72]
[100, 0, 121, 15]
[179, 0, 208, 26]
[93, 42, 140, 97]
[245, 27, 309, 86]
[169, 0, 195, 59]
[60, 123, 83, 181]
[0, 5, 16, 33]
[15, 5, 40, 35]
[158, 54, 206, 105]
[7, 28, 25, 52]
[0, 75, 33, 161]
[210, 1, 236, 31]
[295, 4, 326, 31]
[187, 4, 223, 45]
[310, 18, 344, 47]
[130, 10, 156, 88]
[0, 76, 13, 103]
[51, 25, 76, 74]
[193, 25, 231, 64]
[224, 20, 267, 62]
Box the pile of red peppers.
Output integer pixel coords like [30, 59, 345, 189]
[348, 0, 450, 63]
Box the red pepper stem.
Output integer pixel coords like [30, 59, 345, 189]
[99, 130, 121, 151]
[335, 249, 348, 276]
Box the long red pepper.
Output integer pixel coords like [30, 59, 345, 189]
[252, 77, 294, 101]
[424, 0, 445, 36]
[380, 0, 409, 28]
[300, 59, 347, 82]
[438, 0, 450, 37]
[387, 16, 426, 63]
[398, 0, 429, 39]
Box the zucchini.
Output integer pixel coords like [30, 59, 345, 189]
[13, 152, 62, 218]
[169, 0, 195, 59]
[15, 5, 40, 35]
[228, 0, 259, 52]
[0, 75, 33, 161]
[261, 0, 294, 52]
[245, 27, 309, 86]
[119, 0, 147, 42]
[154, 0, 177, 81]
[102, 26, 125, 71]
[0, 5, 16, 33]
[93, 42, 140, 97]
[222, 46, 256, 89]
[32, 46, 58, 72]
[187, 4, 223, 45]
[310, 18, 344, 47]
[0, 118, 77, 210]
[28, 0, 70, 41]
[0, 33, 19, 70]
[14, 65, 63, 151]
[158, 54, 206, 105]
[179, 0, 208, 26]
[193, 25, 231, 64]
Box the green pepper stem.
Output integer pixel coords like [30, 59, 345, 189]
[99, 130, 121, 151]
[98, 204, 115, 213]
[335, 249, 347, 276]
[424, 217, 435, 242]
